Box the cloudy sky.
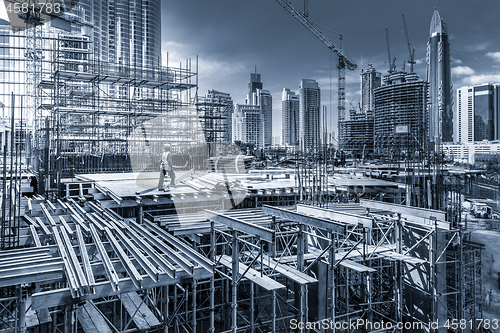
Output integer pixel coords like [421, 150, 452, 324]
[161, 0, 500, 141]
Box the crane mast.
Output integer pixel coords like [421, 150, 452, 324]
[402, 13, 416, 73]
[385, 28, 396, 73]
[275, 0, 357, 127]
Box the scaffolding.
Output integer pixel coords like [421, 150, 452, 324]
[0, 193, 484, 333]
[35, 34, 199, 197]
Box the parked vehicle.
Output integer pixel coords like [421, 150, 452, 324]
[471, 202, 492, 218]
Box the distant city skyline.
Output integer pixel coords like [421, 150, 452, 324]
[161, 0, 500, 142]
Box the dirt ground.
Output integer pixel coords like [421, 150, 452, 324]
[470, 228, 500, 327]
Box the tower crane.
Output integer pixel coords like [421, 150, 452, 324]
[385, 28, 397, 73]
[275, 0, 357, 125]
[402, 13, 416, 73]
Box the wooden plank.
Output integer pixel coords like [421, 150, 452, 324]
[36, 308, 51, 325]
[380, 251, 426, 265]
[77, 301, 112, 333]
[25, 298, 39, 328]
[121, 292, 160, 328]
[256, 254, 317, 285]
[218, 255, 284, 291]
[118, 293, 150, 330]
[339, 259, 376, 273]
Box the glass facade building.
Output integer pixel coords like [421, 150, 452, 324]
[282, 88, 299, 146]
[455, 84, 500, 143]
[78, 0, 162, 68]
[299, 79, 321, 151]
[426, 9, 453, 144]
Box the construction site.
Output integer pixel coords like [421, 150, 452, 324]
[0, 0, 496, 333]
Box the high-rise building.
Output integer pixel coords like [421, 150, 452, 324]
[455, 84, 500, 143]
[198, 90, 234, 144]
[426, 9, 452, 144]
[232, 104, 264, 148]
[247, 71, 263, 104]
[361, 64, 382, 114]
[374, 72, 428, 156]
[299, 79, 321, 151]
[282, 88, 299, 146]
[79, 0, 162, 68]
[339, 64, 381, 153]
[256, 89, 272, 146]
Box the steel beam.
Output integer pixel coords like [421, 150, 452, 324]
[89, 224, 120, 291]
[263, 205, 346, 234]
[104, 227, 143, 289]
[205, 210, 274, 243]
[360, 198, 445, 221]
[143, 219, 213, 273]
[296, 204, 373, 229]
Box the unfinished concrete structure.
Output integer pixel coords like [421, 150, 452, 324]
[0, 187, 483, 333]
[374, 72, 428, 157]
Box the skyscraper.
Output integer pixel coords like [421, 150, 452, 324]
[256, 89, 272, 146]
[299, 79, 321, 151]
[79, 0, 162, 68]
[282, 88, 299, 146]
[374, 72, 428, 156]
[232, 104, 264, 148]
[426, 9, 452, 144]
[361, 64, 382, 115]
[248, 71, 263, 104]
[455, 84, 500, 143]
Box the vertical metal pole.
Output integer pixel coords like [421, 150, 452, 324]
[297, 223, 305, 332]
[231, 229, 238, 333]
[250, 282, 255, 333]
[16, 97, 22, 248]
[163, 285, 169, 333]
[429, 220, 436, 333]
[192, 280, 197, 333]
[395, 214, 403, 329]
[8, 92, 15, 248]
[329, 232, 336, 333]
[272, 290, 276, 332]
[19, 288, 26, 333]
[209, 221, 215, 333]
[1, 126, 7, 249]
[138, 205, 143, 224]
[173, 284, 177, 330]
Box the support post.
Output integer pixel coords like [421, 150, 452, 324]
[192, 280, 197, 333]
[231, 228, 238, 333]
[250, 282, 255, 333]
[163, 285, 169, 333]
[329, 232, 336, 333]
[209, 221, 215, 333]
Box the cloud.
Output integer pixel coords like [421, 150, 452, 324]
[460, 74, 500, 86]
[452, 58, 463, 65]
[162, 41, 247, 93]
[464, 42, 489, 52]
[486, 52, 500, 63]
[452, 66, 476, 76]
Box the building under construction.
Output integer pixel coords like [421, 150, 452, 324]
[0, 2, 490, 333]
[0, 178, 484, 332]
[374, 72, 428, 158]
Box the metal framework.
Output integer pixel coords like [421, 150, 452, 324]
[36, 35, 199, 198]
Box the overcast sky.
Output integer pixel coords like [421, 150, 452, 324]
[161, 0, 500, 141]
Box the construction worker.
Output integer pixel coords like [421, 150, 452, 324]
[158, 144, 175, 191]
